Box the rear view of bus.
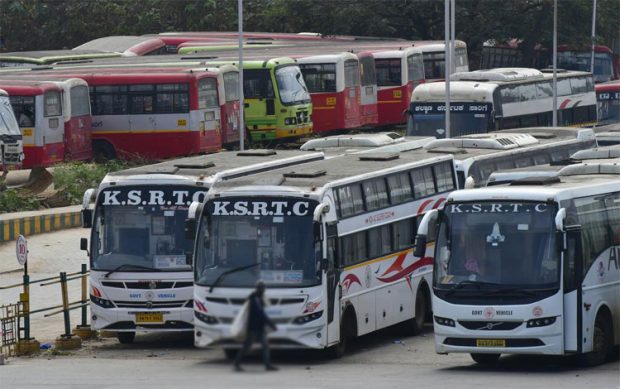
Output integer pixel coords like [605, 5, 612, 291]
[1, 81, 64, 168]
[298, 52, 362, 133]
[415, 162, 619, 365]
[373, 48, 424, 127]
[0, 89, 24, 170]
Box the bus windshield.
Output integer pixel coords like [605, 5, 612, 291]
[558, 52, 614, 82]
[91, 186, 208, 272]
[195, 197, 320, 288]
[275, 65, 311, 105]
[434, 201, 559, 290]
[410, 102, 492, 137]
[0, 96, 22, 136]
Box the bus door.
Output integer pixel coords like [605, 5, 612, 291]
[344, 59, 362, 128]
[358, 54, 378, 126]
[325, 222, 341, 345]
[562, 226, 584, 353]
[41, 90, 64, 166]
[243, 69, 275, 123]
[128, 85, 157, 134]
[66, 84, 92, 161]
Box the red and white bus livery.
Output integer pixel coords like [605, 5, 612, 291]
[298, 52, 362, 133]
[373, 48, 425, 127]
[2, 80, 64, 168]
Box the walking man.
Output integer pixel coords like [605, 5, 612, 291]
[234, 281, 278, 372]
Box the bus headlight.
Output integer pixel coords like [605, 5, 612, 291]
[292, 311, 323, 325]
[526, 316, 556, 328]
[194, 311, 219, 325]
[284, 117, 297, 125]
[90, 295, 114, 309]
[434, 315, 456, 327]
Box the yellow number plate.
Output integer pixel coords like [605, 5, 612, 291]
[135, 312, 163, 323]
[476, 339, 506, 347]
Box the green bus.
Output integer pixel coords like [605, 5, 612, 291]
[208, 57, 313, 141]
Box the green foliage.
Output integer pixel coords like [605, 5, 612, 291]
[52, 160, 128, 205]
[0, 188, 41, 213]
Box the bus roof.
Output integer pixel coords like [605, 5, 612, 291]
[297, 52, 359, 64]
[0, 50, 121, 65]
[207, 150, 453, 197]
[100, 150, 325, 188]
[0, 79, 63, 94]
[449, 161, 620, 203]
[73, 36, 166, 56]
[595, 79, 620, 91]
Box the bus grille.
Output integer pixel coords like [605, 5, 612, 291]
[101, 281, 193, 289]
[114, 300, 189, 308]
[206, 297, 305, 306]
[444, 338, 544, 347]
[457, 321, 522, 331]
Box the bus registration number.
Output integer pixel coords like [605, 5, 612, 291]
[135, 312, 163, 323]
[476, 339, 505, 347]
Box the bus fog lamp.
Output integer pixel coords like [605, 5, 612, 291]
[293, 311, 323, 325]
[434, 315, 455, 327]
[194, 311, 219, 325]
[527, 316, 556, 328]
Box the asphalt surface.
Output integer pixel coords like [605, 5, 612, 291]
[0, 228, 618, 389]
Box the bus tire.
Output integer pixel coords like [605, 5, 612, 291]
[93, 140, 116, 162]
[470, 353, 500, 365]
[326, 308, 355, 359]
[411, 286, 428, 335]
[117, 332, 135, 344]
[578, 310, 613, 366]
[223, 349, 238, 360]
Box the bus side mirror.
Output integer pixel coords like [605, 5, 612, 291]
[185, 218, 196, 241]
[320, 257, 328, 271]
[80, 238, 88, 251]
[81, 209, 92, 228]
[414, 235, 427, 258]
[313, 222, 323, 243]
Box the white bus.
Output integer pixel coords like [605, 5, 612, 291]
[421, 127, 597, 188]
[408, 68, 598, 138]
[0, 88, 24, 170]
[190, 148, 457, 357]
[414, 161, 620, 365]
[80, 149, 324, 344]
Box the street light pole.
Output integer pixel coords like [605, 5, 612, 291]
[238, 0, 245, 151]
[552, 0, 558, 127]
[444, 0, 451, 138]
[590, 0, 597, 75]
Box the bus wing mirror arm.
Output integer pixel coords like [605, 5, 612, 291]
[414, 209, 439, 257]
[555, 208, 566, 231]
[313, 202, 330, 222]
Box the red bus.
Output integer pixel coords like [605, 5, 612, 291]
[558, 45, 617, 83]
[357, 51, 379, 126]
[298, 52, 363, 133]
[14, 69, 230, 160]
[372, 47, 425, 127]
[73, 36, 168, 56]
[1, 80, 65, 167]
[595, 80, 620, 126]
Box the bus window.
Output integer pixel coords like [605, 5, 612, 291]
[557, 79, 572, 96]
[70, 85, 91, 116]
[368, 224, 391, 258]
[375, 59, 401, 87]
[44, 91, 62, 117]
[337, 184, 364, 217]
[500, 85, 520, 103]
[392, 218, 415, 250]
[9, 96, 35, 127]
[387, 172, 413, 204]
[344, 59, 360, 88]
[223, 72, 240, 102]
[574, 196, 611, 273]
[363, 178, 389, 211]
[570, 77, 588, 94]
[359, 56, 376, 86]
[300, 64, 336, 93]
[536, 81, 553, 98]
[198, 78, 218, 109]
[244, 69, 274, 99]
[129, 94, 153, 114]
[341, 232, 367, 266]
[433, 161, 456, 192]
[411, 166, 435, 198]
[407, 53, 425, 82]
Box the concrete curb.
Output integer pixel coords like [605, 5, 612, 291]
[0, 206, 82, 243]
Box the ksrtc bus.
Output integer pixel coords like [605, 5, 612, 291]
[414, 161, 620, 365]
[189, 149, 458, 356]
[0, 89, 25, 170]
[421, 127, 597, 188]
[596, 80, 620, 126]
[2, 81, 65, 168]
[15, 68, 235, 159]
[80, 149, 325, 344]
[412, 40, 469, 81]
[558, 45, 617, 83]
[408, 68, 598, 138]
[208, 57, 312, 142]
[298, 52, 363, 133]
[373, 48, 425, 127]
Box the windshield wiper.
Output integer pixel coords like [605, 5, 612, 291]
[104, 264, 158, 278]
[209, 263, 260, 292]
[444, 280, 500, 296]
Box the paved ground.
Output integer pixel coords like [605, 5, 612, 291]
[0, 228, 618, 388]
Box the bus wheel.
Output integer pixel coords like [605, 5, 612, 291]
[326, 311, 353, 359]
[117, 332, 135, 344]
[578, 313, 612, 366]
[223, 349, 238, 360]
[93, 141, 116, 162]
[470, 353, 500, 365]
[411, 288, 428, 335]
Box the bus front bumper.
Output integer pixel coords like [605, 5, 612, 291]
[91, 305, 194, 332]
[434, 320, 564, 355]
[194, 321, 326, 349]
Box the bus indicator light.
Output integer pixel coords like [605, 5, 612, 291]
[393, 90, 402, 98]
[326, 97, 337, 106]
[177, 119, 187, 126]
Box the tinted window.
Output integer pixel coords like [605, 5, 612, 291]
[411, 166, 435, 198]
[44, 91, 62, 117]
[387, 172, 413, 204]
[344, 59, 360, 88]
[363, 178, 389, 211]
[70, 85, 91, 116]
[375, 58, 402, 87]
[198, 78, 219, 108]
[433, 162, 455, 193]
[300, 63, 337, 93]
